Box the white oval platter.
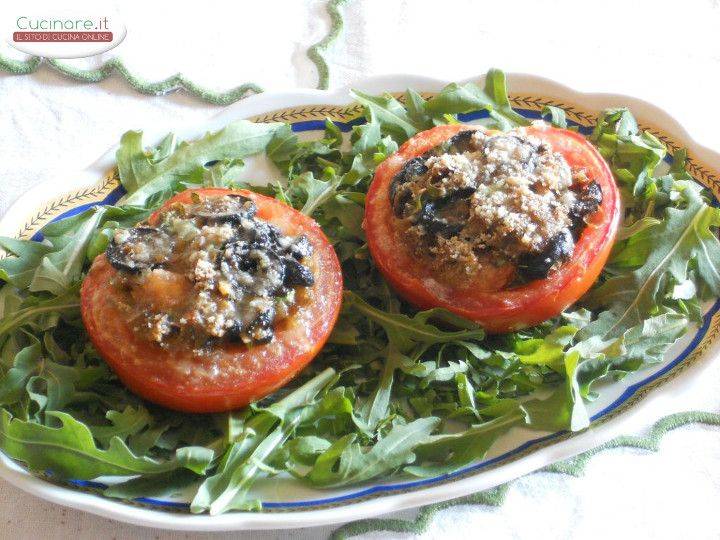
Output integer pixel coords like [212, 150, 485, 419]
[0, 73, 719, 531]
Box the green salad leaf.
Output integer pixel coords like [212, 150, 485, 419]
[344, 291, 485, 352]
[405, 404, 525, 477]
[0, 410, 206, 479]
[117, 120, 283, 206]
[304, 417, 440, 488]
[349, 90, 423, 142]
[587, 183, 720, 336]
[426, 68, 530, 130]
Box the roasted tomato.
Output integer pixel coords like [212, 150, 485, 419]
[364, 124, 620, 333]
[81, 188, 343, 413]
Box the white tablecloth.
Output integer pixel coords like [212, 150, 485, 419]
[1, 1, 719, 538]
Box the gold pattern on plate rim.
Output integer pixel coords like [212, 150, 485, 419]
[5, 96, 720, 513]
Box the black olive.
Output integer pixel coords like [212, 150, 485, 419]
[390, 157, 428, 217]
[446, 186, 476, 201]
[283, 257, 315, 287]
[248, 221, 281, 249]
[189, 194, 257, 223]
[226, 307, 275, 344]
[446, 130, 476, 153]
[231, 242, 270, 272]
[415, 187, 474, 238]
[417, 200, 464, 238]
[517, 229, 575, 281]
[106, 227, 173, 273]
[288, 236, 313, 260]
[221, 240, 254, 273]
[225, 323, 245, 343]
[569, 181, 603, 236]
[392, 190, 414, 218]
[248, 308, 275, 344]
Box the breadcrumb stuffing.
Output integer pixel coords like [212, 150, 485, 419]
[110, 195, 315, 349]
[392, 129, 590, 277]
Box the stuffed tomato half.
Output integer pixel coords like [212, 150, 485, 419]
[364, 124, 621, 333]
[81, 188, 343, 413]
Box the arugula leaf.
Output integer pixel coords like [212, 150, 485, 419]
[285, 436, 332, 467]
[190, 368, 336, 514]
[351, 115, 381, 155]
[90, 406, 152, 447]
[563, 351, 590, 431]
[350, 90, 422, 142]
[403, 89, 433, 131]
[305, 417, 439, 487]
[117, 120, 283, 206]
[29, 208, 107, 295]
[357, 345, 410, 430]
[572, 311, 688, 399]
[426, 68, 530, 130]
[322, 194, 365, 241]
[541, 105, 568, 128]
[295, 172, 342, 217]
[515, 326, 578, 366]
[266, 123, 299, 174]
[0, 294, 80, 340]
[0, 410, 184, 478]
[405, 404, 525, 477]
[0, 238, 52, 289]
[0, 340, 43, 406]
[104, 468, 201, 501]
[344, 291, 484, 352]
[587, 183, 720, 336]
[523, 359, 588, 433]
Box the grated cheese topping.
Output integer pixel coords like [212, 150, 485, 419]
[390, 129, 601, 281]
[107, 195, 315, 349]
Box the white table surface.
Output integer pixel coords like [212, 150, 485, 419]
[1, 0, 719, 538]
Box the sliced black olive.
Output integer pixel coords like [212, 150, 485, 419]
[288, 236, 313, 260]
[223, 241, 290, 297]
[247, 221, 281, 249]
[221, 240, 254, 273]
[517, 229, 575, 281]
[446, 186, 476, 201]
[283, 257, 315, 287]
[247, 308, 275, 344]
[418, 201, 464, 238]
[392, 190, 414, 218]
[446, 130, 476, 154]
[226, 307, 275, 344]
[569, 181, 603, 237]
[106, 227, 173, 273]
[415, 188, 474, 238]
[390, 157, 428, 217]
[189, 194, 257, 223]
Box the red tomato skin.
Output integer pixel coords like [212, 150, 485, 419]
[364, 124, 621, 333]
[81, 188, 343, 413]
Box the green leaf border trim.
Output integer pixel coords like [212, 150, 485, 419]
[308, 0, 350, 90]
[0, 0, 349, 105]
[330, 410, 720, 539]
